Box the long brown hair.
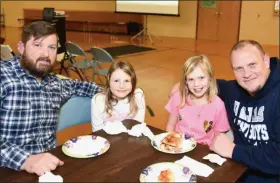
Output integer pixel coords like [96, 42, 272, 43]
[179, 55, 217, 108]
[103, 60, 138, 117]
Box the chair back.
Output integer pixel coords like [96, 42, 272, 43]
[1, 44, 14, 60]
[57, 96, 91, 132]
[65, 41, 88, 59]
[90, 46, 114, 63]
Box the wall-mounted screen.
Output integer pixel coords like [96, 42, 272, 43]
[115, 1, 179, 16]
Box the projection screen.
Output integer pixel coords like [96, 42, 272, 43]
[115, 1, 179, 16]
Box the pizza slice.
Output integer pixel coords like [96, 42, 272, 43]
[161, 132, 183, 147]
[158, 168, 175, 182]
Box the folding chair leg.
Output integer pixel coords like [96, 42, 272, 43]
[59, 64, 63, 74]
[92, 72, 96, 82]
[97, 75, 104, 85]
[63, 67, 68, 76]
[97, 61, 102, 69]
[75, 68, 84, 81]
[91, 72, 104, 85]
[59, 60, 69, 76]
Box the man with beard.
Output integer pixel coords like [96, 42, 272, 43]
[0, 21, 102, 175]
[169, 40, 280, 182]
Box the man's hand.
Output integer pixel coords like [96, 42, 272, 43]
[168, 82, 180, 98]
[20, 153, 64, 176]
[209, 133, 235, 158]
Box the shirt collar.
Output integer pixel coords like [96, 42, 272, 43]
[12, 56, 29, 78]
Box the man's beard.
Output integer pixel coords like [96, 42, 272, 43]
[20, 51, 53, 78]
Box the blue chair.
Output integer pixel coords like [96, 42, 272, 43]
[57, 96, 92, 132]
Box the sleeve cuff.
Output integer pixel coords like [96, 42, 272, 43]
[4, 149, 30, 171]
[14, 152, 30, 171]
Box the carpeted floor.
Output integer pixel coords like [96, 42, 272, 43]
[86, 45, 155, 57]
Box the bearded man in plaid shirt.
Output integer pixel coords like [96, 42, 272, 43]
[0, 21, 102, 176]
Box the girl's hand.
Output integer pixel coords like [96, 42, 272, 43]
[209, 133, 235, 158]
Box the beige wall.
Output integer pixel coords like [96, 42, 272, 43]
[147, 1, 197, 38]
[239, 1, 279, 45]
[1, 1, 114, 27]
[1, 1, 279, 45]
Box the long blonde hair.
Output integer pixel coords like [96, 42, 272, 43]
[104, 60, 138, 117]
[179, 55, 217, 108]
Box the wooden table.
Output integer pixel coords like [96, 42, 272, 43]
[0, 120, 247, 182]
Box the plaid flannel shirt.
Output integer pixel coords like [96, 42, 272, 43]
[0, 56, 102, 171]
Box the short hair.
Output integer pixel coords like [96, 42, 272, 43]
[103, 60, 138, 117]
[21, 21, 57, 44]
[230, 40, 265, 58]
[179, 55, 217, 108]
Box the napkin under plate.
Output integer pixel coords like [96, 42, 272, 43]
[175, 156, 214, 177]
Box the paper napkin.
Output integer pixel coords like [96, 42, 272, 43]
[102, 121, 128, 135]
[128, 123, 155, 140]
[175, 156, 214, 177]
[203, 153, 227, 166]
[128, 123, 145, 137]
[142, 124, 155, 140]
[39, 171, 63, 182]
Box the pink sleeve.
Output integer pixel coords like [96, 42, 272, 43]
[165, 92, 181, 117]
[213, 98, 230, 132]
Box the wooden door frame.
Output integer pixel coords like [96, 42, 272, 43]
[195, 0, 243, 41]
[236, 1, 242, 42]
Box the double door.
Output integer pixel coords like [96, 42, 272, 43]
[196, 0, 241, 43]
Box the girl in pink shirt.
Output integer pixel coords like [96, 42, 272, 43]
[165, 55, 230, 146]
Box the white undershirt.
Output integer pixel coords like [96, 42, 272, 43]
[91, 88, 146, 131]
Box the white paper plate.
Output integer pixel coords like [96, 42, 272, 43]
[140, 162, 197, 182]
[151, 132, 196, 154]
[62, 135, 110, 158]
